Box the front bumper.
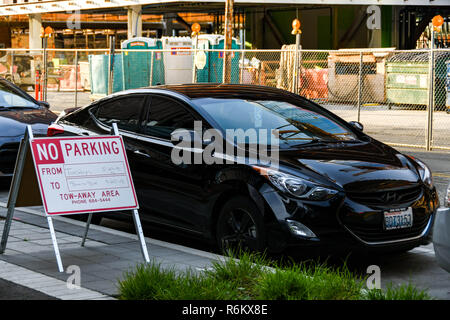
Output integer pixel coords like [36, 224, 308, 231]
[259, 184, 439, 253]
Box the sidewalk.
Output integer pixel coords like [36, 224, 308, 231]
[0, 202, 222, 300]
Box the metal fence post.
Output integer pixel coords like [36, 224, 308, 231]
[192, 35, 198, 84]
[10, 50, 14, 81]
[43, 39, 48, 101]
[426, 30, 435, 151]
[107, 35, 115, 95]
[149, 50, 154, 86]
[293, 34, 300, 94]
[74, 50, 78, 108]
[239, 49, 245, 84]
[357, 51, 363, 122]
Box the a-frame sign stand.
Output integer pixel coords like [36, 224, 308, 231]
[0, 124, 149, 272]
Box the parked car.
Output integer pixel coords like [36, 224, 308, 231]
[0, 54, 36, 91]
[433, 183, 450, 272]
[48, 84, 440, 254]
[0, 78, 57, 177]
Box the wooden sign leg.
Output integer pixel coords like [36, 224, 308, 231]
[132, 209, 150, 263]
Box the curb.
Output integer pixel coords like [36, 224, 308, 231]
[0, 260, 115, 300]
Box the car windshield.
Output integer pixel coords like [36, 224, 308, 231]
[194, 98, 358, 146]
[0, 81, 39, 109]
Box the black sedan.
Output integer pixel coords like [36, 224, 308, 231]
[48, 84, 439, 254]
[0, 78, 57, 177]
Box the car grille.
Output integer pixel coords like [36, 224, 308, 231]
[347, 186, 423, 206]
[0, 142, 19, 174]
[343, 209, 431, 243]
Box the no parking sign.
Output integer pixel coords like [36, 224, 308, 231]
[0, 125, 149, 272]
[31, 136, 138, 215]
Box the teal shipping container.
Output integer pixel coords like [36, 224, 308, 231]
[122, 37, 165, 89]
[196, 35, 241, 84]
[88, 54, 124, 97]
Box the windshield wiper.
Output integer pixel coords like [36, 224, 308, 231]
[291, 138, 361, 148]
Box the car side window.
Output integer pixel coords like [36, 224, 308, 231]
[143, 96, 196, 140]
[95, 95, 147, 133]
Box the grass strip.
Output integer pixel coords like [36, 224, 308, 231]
[117, 253, 431, 300]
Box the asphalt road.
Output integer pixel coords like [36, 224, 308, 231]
[0, 148, 448, 299]
[0, 278, 58, 300]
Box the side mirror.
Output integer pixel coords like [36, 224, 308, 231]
[39, 101, 50, 109]
[63, 107, 80, 114]
[349, 121, 364, 131]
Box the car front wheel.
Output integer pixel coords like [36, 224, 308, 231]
[216, 196, 266, 255]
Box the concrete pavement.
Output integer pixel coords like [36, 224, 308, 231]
[0, 202, 223, 300]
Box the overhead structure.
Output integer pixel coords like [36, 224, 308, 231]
[0, 0, 448, 17]
[127, 5, 143, 38]
[28, 13, 42, 49]
[1, 0, 449, 50]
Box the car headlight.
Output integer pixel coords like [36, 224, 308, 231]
[253, 166, 338, 201]
[445, 183, 450, 208]
[412, 157, 433, 187]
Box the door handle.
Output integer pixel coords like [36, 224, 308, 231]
[133, 150, 151, 158]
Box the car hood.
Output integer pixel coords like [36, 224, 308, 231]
[0, 108, 57, 137]
[280, 141, 420, 193]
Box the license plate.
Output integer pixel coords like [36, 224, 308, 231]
[384, 208, 413, 230]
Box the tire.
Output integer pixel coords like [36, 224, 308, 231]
[216, 196, 266, 255]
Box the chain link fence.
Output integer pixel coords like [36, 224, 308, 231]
[0, 47, 449, 151]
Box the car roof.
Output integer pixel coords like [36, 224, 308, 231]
[144, 83, 301, 101]
[91, 84, 308, 108]
[89, 84, 317, 117]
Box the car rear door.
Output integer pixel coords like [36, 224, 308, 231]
[130, 94, 210, 234]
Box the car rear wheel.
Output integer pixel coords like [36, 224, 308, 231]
[216, 196, 266, 255]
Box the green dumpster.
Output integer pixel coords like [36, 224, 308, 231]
[88, 54, 124, 98]
[196, 35, 241, 84]
[122, 37, 164, 89]
[386, 51, 450, 110]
